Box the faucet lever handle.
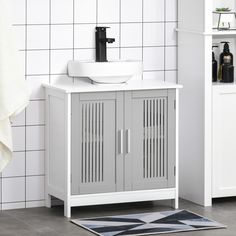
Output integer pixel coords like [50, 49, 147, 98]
[96, 26, 110, 32]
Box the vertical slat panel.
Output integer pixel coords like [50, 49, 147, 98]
[101, 103, 104, 181]
[150, 99, 153, 178]
[85, 104, 89, 182]
[81, 104, 85, 183]
[145, 100, 148, 178]
[88, 103, 90, 182]
[147, 100, 150, 178]
[143, 100, 146, 178]
[158, 99, 161, 177]
[98, 102, 101, 182]
[164, 98, 167, 178]
[95, 103, 98, 182]
[160, 99, 164, 177]
[92, 103, 95, 182]
[80, 101, 106, 184]
[153, 100, 156, 178]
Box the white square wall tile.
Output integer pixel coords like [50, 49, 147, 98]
[26, 126, 44, 151]
[74, 49, 95, 61]
[165, 47, 177, 70]
[26, 101, 45, 126]
[27, 0, 49, 24]
[12, 127, 25, 152]
[2, 177, 25, 203]
[165, 70, 177, 83]
[143, 23, 164, 47]
[51, 25, 73, 49]
[50, 50, 73, 74]
[74, 24, 96, 49]
[26, 176, 45, 201]
[13, 26, 25, 50]
[165, 22, 177, 46]
[107, 48, 120, 61]
[26, 76, 49, 100]
[166, 0, 178, 21]
[11, 110, 25, 126]
[10, 0, 25, 24]
[121, 0, 142, 22]
[2, 152, 25, 178]
[50, 75, 73, 84]
[121, 23, 142, 47]
[27, 25, 49, 50]
[121, 48, 142, 61]
[27, 51, 49, 75]
[98, 0, 120, 23]
[74, 0, 96, 23]
[144, 0, 164, 22]
[51, 0, 73, 24]
[26, 151, 45, 176]
[143, 71, 165, 81]
[143, 47, 165, 71]
[19, 51, 26, 75]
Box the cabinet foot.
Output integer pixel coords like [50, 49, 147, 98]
[171, 198, 179, 209]
[64, 202, 71, 218]
[45, 194, 52, 208]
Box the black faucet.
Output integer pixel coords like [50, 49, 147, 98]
[96, 27, 115, 62]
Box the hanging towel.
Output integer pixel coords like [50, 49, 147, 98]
[0, 0, 30, 171]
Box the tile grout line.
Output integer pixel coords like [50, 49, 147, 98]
[96, 0, 98, 26]
[12, 20, 178, 26]
[19, 44, 177, 52]
[72, 0, 75, 83]
[49, 0, 52, 84]
[25, 0, 28, 209]
[119, 0, 121, 60]
[164, 0, 167, 82]
[141, 0, 144, 80]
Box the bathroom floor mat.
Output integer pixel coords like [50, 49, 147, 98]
[71, 209, 226, 236]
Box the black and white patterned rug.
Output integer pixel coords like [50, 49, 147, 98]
[71, 210, 226, 236]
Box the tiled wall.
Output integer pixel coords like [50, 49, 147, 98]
[1, 0, 177, 210]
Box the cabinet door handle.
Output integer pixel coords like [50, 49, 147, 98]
[119, 130, 123, 154]
[127, 129, 131, 154]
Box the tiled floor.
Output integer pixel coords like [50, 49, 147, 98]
[0, 198, 235, 236]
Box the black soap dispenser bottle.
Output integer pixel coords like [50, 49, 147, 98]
[218, 41, 234, 81]
[212, 46, 218, 82]
[222, 55, 234, 83]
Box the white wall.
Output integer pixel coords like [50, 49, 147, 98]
[1, 0, 178, 210]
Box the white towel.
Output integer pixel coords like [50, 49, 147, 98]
[0, 0, 30, 171]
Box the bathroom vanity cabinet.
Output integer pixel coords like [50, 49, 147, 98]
[212, 84, 236, 198]
[44, 80, 181, 217]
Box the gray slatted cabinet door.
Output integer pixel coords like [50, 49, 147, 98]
[72, 92, 123, 195]
[124, 90, 176, 191]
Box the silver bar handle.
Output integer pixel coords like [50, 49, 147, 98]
[119, 130, 123, 154]
[127, 129, 131, 154]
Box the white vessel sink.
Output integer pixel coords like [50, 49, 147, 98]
[67, 60, 143, 84]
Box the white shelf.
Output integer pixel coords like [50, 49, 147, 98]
[176, 28, 236, 36]
[212, 29, 236, 36]
[212, 81, 236, 86]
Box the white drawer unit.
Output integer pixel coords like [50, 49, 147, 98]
[44, 80, 181, 218]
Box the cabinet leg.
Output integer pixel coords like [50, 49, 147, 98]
[45, 194, 52, 208]
[174, 198, 179, 209]
[64, 202, 71, 218]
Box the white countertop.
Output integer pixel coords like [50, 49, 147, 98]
[43, 78, 183, 94]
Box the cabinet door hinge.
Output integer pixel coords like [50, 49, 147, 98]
[174, 166, 176, 176]
[174, 100, 176, 110]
